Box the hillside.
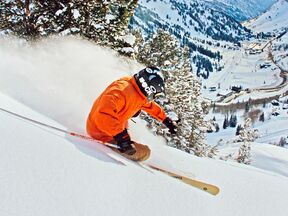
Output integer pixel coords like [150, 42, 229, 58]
[132, 0, 252, 41]
[129, 0, 253, 78]
[244, 0, 288, 33]
[204, 0, 277, 21]
[1, 36, 288, 216]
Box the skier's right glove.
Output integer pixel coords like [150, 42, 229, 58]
[163, 117, 177, 134]
[114, 129, 136, 155]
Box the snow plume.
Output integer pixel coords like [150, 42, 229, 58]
[0, 36, 142, 133]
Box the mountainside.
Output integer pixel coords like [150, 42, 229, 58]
[244, 0, 288, 33]
[203, 0, 277, 21]
[1, 36, 288, 216]
[130, 0, 253, 79]
[131, 0, 252, 42]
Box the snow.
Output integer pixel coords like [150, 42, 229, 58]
[273, 33, 288, 70]
[204, 0, 277, 20]
[118, 34, 136, 46]
[244, 0, 288, 33]
[72, 9, 81, 20]
[198, 1, 288, 153]
[215, 139, 288, 177]
[120, 47, 134, 54]
[138, 0, 210, 40]
[105, 14, 116, 23]
[202, 45, 283, 99]
[55, 7, 67, 16]
[1, 36, 288, 216]
[91, 22, 104, 30]
[206, 95, 288, 138]
[60, 28, 80, 35]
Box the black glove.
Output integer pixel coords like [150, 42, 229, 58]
[163, 117, 177, 134]
[114, 129, 136, 155]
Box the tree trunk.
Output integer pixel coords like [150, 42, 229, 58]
[24, 0, 30, 16]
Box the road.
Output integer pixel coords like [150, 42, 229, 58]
[215, 38, 288, 108]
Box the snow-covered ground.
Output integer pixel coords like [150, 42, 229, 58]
[201, 45, 282, 98]
[204, 0, 288, 104]
[244, 0, 288, 33]
[1, 36, 288, 216]
[207, 98, 288, 144]
[204, 0, 277, 20]
[272, 33, 288, 70]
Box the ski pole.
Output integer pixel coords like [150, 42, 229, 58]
[0, 107, 119, 148]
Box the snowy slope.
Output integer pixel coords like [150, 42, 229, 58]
[244, 0, 288, 33]
[134, 0, 251, 41]
[272, 33, 288, 70]
[204, 0, 277, 21]
[1, 36, 288, 216]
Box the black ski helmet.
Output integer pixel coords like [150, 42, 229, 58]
[134, 66, 165, 101]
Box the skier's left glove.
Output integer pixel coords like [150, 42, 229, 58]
[163, 117, 177, 134]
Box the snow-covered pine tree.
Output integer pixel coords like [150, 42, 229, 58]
[128, 28, 144, 57]
[108, 0, 138, 45]
[137, 29, 181, 67]
[166, 46, 212, 156]
[233, 118, 258, 164]
[1, 0, 138, 50]
[87, 0, 138, 49]
[0, 0, 41, 38]
[236, 118, 259, 142]
[1, 0, 88, 38]
[236, 141, 251, 164]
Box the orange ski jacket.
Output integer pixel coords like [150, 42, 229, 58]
[87, 75, 167, 137]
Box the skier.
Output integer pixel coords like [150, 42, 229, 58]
[86, 66, 177, 161]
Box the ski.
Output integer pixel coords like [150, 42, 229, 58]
[144, 163, 220, 196]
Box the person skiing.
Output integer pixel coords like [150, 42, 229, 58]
[86, 66, 177, 161]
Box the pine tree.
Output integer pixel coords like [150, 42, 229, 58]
[236, 124, 243, 136]
[259, 112, 265, 122]
[101, 0, 138, 48]
[236, 141, 251, 164]
[128, 28, 145, 57]
[262, 100, 266, 108]
[165, 46, 211, 156]
[278, 137, 287, 147]
[229, 114, 237, 127]
[223, 116, 229, 129]
[236, 118, 259, 142]
[215, 123, 220, 132]
[1, 0, 42, 38]
[1, 0, 138, 48]
[137, 29, 181, 67]
[245, 102, 250, 113]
